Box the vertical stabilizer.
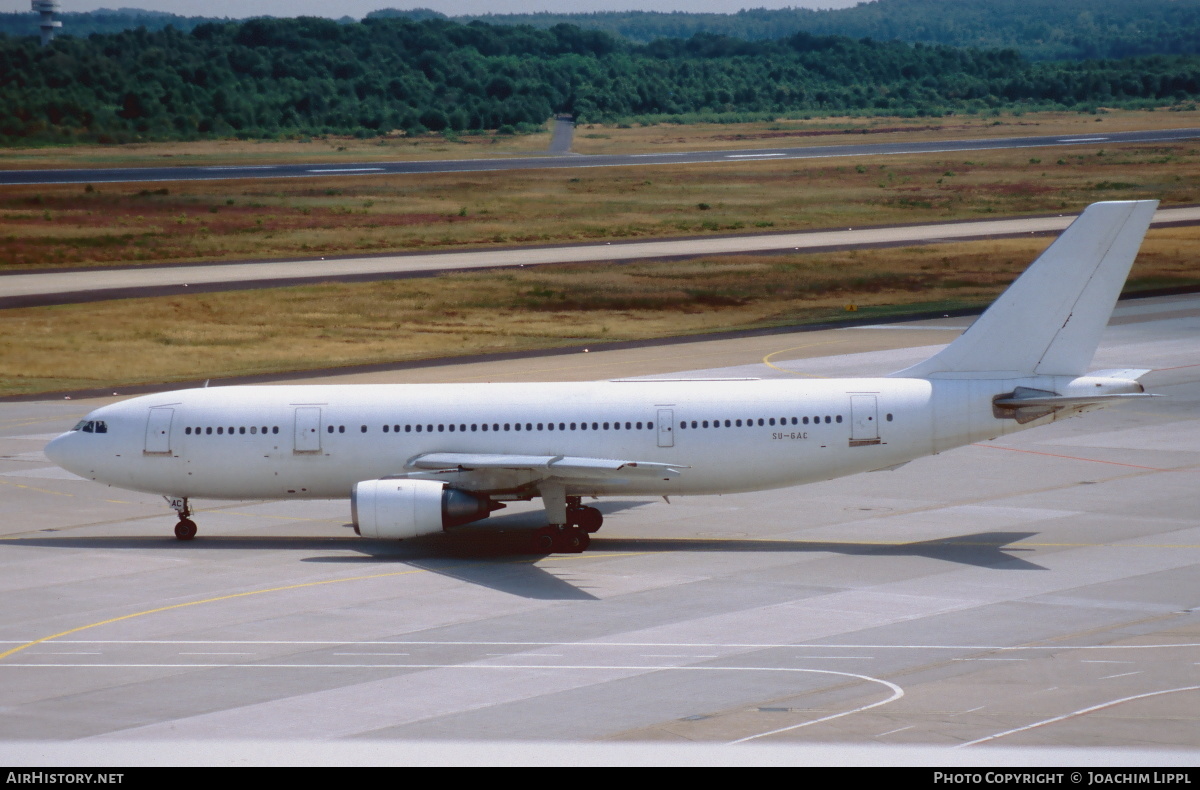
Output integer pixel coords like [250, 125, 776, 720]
[892, 200, 1158, 379]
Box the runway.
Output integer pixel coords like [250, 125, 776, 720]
[2, 126, 1196, 186]
[5, 204, 1200, 309]
[0, 293, 1197, 763]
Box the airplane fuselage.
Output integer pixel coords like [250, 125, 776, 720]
[50, 377, 1012, 501]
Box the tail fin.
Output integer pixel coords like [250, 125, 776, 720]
[892, 200, 1158, 379]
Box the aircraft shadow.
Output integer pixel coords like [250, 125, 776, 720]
[4, 523, 1044, 601]
[588, 530, 1046, 571]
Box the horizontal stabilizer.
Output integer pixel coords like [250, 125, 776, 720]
[993, 385, 1159, 424]
[993, 392, 1160, 409]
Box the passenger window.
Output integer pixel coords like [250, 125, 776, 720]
[886, 413, 894, 421]
[416, 425, 423, 432]
[251, 427, 257, 434]
[836, 415, 843, 423]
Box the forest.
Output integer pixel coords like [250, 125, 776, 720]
[2, 15, 1199, 145]
[5, 1, 1200, 61]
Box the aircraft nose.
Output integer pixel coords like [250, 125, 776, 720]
[44, 432, 81, 475]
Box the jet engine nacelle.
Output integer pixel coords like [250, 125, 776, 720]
[352, 478, 492, 540]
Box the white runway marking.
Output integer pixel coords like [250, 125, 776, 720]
[728, 670, 905, 744]
[305, 167, 384, 173]
[957, 686, 1200, 748]
[7, 639, 1199, 651]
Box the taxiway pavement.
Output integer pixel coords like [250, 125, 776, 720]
[0, 294, 1197, 761]
[5, 205, 1200, 309]
[2, 127, 1196, 186]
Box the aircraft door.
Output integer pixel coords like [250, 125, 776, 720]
[849, 395, 881, 446]
[144, 408, 174, 455]
[293, 407, 322, 453]
[657, 409, 675, 448]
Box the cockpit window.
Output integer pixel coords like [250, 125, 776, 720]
[71, 420, 107, 434]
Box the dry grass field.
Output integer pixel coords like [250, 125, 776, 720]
[1, 117, 1197, 271]
[0, 125, 557, 170]
[2, 226, 1196, 397]
[570, 108, 1200, 154]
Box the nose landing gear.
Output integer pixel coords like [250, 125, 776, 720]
[165, 496, 197, 541]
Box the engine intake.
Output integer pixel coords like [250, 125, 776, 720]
[352, 478, 492, 540]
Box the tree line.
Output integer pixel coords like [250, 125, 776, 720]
[2, 16, 1198, 145]
[380, 0, 1200, 61]
[6, 2, 1200, 61]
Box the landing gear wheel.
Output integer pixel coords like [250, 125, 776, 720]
[559, 525, 590, 554]
[174, 518, 197, 541]
[531, 525, 590, 554]
[572, 506, 603, 533]
[532, 526, 557, 553]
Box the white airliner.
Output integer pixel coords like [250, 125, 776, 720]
[46, 200, 1160, 553]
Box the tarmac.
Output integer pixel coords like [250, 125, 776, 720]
[0, 293, 1197, 764]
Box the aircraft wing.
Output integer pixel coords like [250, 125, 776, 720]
[406, 452, 686, 481]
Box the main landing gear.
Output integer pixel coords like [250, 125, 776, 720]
[167, 496, 197, 541]
[530, 500, 604, 554]
[532, 523, 590, 554]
